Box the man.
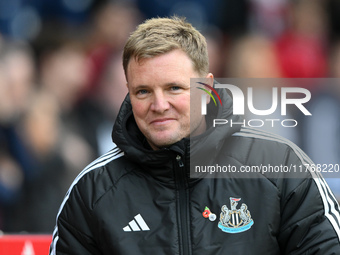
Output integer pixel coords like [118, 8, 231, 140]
[49, 16, 340, 254]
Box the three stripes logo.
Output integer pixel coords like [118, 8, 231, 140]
[123, 214, 150, 232]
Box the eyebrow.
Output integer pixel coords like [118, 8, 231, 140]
[164, 82, 187, 87]
[132, 81, 187, 91]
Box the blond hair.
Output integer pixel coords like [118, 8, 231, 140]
[123, 16, 209, 77]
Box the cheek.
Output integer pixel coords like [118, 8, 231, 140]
[172, 96, 190, 116]
[131, 100, 147, 118]
[188, 95, 202, 116]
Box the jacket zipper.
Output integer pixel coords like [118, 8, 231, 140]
[175, 155, 191, 255]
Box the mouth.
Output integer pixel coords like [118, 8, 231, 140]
[150, 118, 176, 125]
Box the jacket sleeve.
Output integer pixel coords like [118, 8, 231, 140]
[277, 149, 340, 254]
[49, 183, 100, 255]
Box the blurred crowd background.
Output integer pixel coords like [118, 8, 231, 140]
[0, 0, 340, 234]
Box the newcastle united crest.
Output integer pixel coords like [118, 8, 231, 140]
[218, 197, 254, 234]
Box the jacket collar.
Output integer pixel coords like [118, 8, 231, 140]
[111, 84, 241, 181]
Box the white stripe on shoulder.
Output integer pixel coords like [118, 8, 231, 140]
[50, 147, 124, 255]
[233, 127, 340, 241]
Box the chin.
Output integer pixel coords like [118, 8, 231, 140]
[150, 137, 182, 149]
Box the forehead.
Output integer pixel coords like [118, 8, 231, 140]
[126, 49, 196, 83]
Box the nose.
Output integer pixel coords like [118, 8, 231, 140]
[150, 91, 170, 113]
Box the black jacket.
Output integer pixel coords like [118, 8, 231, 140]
[50, 88, 340, 255]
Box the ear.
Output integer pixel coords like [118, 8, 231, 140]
[206, 73, 214, 84]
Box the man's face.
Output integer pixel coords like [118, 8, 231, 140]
[126, 49, 211, 150]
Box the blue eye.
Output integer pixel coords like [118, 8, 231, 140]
[138, 89, 148, 95]
[171, 86, 180, 91]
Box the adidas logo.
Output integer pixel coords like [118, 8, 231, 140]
[123, 214, 150, 232]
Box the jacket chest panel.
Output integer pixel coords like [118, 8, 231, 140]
[91, 175, 281, 254]
[189, 178, 281, 254]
